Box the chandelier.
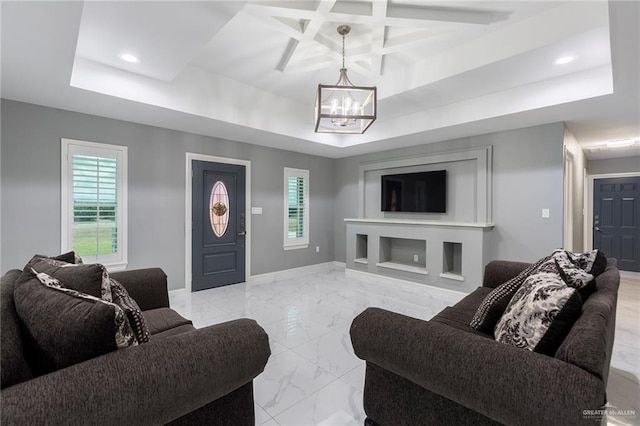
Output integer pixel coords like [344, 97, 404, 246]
[315, 25, 377, 134]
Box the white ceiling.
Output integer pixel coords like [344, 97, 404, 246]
[1, 1, 639, 159]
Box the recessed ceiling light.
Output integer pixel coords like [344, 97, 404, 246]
[606, 139, 635, 148]
[119, 53, 140, 64]
[554, 56, 575, 65]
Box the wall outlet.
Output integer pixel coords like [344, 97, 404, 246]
[316, 246, 320, 253]
[413, 254, 419, 263]
[542, 208, 550, 218]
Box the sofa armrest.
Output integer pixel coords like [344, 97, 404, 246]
[482, 260, 531, 288]
[351, 308, 606, 426]
[110, 268, 169, 310]
[1, 318, 270, 425]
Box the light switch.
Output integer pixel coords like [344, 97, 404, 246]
[251, 207, 263, 215]
[542, 209, 550, 218]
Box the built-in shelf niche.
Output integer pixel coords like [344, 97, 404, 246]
[345, 218, 493, 292]
[354, 234, 369, 265]
[440, 241, 464, 281]
[377, 236, 428, 275]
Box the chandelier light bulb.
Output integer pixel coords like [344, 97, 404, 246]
[330, 98, 339, 114]
[344, 96, 352, 113]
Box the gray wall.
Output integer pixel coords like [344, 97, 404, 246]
[334, 123, 566, 263]
[587, 156, 640, 175]
[1, 99, 572, 288]
[1, 100, 335, 289]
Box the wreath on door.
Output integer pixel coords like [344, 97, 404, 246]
[212, 202, 227, 216]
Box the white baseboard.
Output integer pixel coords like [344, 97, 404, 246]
[248, 261, 344, 284]
[168, 262, 345, 292]
[345, 268, 469, 298]
[168, 288, 187, 296]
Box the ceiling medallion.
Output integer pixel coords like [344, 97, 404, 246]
[314, 25, 377, 134]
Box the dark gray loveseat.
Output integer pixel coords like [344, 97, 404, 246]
[1, 267, 271, 425]
[350, 259, 620, 426]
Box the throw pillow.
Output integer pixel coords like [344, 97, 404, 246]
[110, 278, 151, 343]
[494, 271, 583, 356]
[553, 251, 594, 288]
[470, 254, 558, 334]
[566, 249, 607, 277]
[31, 251, 82, 265]
[25, 256, 112, 301]
[49, 251, 77, 264]
[13, 267, 136, 376]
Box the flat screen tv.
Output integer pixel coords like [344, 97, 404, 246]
[381, 170, 446, 213]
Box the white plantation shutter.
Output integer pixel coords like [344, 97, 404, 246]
[73, 155, 118, 255]
[284, 168, 309, 249]
[61, 139, 128, 270]
[288, 176, 305, 238]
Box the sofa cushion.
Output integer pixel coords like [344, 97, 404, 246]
[432, 307, 494, 337]
[110, 278, 151, 343]
[470, 255, 557, 333]
[27, 256, 112, 301]
[14, 267, 136, 376]
[1, 270, 33, 389]
[431, 287, 494, 336]
[143, 308, 193, 335]
[494, 272, 583, 356]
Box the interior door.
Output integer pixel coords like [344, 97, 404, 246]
[192, 160, 246, 291]
[593, 176, 640, 272]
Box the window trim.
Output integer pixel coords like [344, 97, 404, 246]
[61, 138, 128, 271]
[283, 167, 309, 250]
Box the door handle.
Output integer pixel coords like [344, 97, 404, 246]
[594, 227, 608, 235]
[238, 231, 246, 236]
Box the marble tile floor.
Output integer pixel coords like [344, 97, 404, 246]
[169, 266, 640, 426]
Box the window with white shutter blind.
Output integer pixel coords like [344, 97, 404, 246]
[61, 139, 128, 270]
[283, 168, 309, 249]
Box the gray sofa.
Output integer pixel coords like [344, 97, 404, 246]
[350, 259, 620, 426]
[1, 267, 271, 425]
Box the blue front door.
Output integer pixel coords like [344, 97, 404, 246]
[593, 176, 640, 272]
[192, 160, 246, 290]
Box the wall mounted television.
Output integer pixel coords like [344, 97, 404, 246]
[381, 170, 447, 213]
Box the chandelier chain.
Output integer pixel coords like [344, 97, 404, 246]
[342, 32, 345, 70]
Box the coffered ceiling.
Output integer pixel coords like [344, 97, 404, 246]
[1, 1, 638, 159]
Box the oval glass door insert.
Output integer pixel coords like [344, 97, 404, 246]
[209, 181, 230, 237]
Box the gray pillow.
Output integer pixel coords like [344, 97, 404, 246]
[13, 267, 136, 376]
[26, 256, 111, 301]
[49, 251, 78, 264]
